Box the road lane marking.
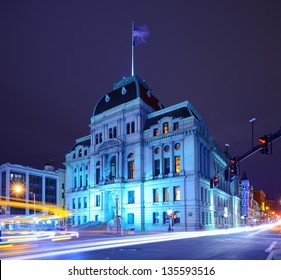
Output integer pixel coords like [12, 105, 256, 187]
[265, 241, 277, 252]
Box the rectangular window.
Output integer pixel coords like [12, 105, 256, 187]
[127, 123, 130, 134]
[95, 134, 99, 144]
[128, 213, 134, 224]
[153, 212, 159, 224]
[109, 128, 113, 139]
[153, 128, 158, 136]
[128, 190, 135, 204]
[175, 156, 180, 173]
[163, 122, 169, 134]
[113, 126, 117, 138]
[96, 168, 100, 184]
[128, 161, 135, 179]
[173, 122, 179, 131]
[154, 159, 160, 176]
[131, 121, 135, 133]
[174, 186, 180, 201]
[78, 197, 81, 208]
[96, 195, 100, 207]
[153, 188, 159, 202]
[164, 158, 170, 175]
[84, 197, 87, 208]
[99, 133, 102, 143]
[72, 198, 75, 209]
[163, 187, 170, 202]
[163, 212, 169, 224]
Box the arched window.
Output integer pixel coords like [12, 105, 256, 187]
[127, 153, 135, 179]
[109, 156, 116, 180]
[78, 149, 82, 157]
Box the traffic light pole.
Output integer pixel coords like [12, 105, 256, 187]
[237, 127, 281, 163]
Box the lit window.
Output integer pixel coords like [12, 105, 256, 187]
[175, 156, 180, 173]
[127, 153, 135, 179]
[153, 188, 159, 202]
[163, 187, 170, 202]
[174, 186, 180, 201]
[163, 122, 169, 134]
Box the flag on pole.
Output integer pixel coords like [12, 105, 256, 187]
[132, 23, 149, 76]
[133, 24, 149, 46]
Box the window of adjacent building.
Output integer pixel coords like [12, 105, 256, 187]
[128, 190, 135, 204]
[153, 188, 159, 202]
[127, 123, 130, 134]
[99, 133, 103, 143]
[96, 195, 100, 207]
[163, 122, 169, 134]
[113, 126, 117, 138]
[74, 176, 77, 188]
[84, 197, 87, 208]
[72, 198, 75, 209]
[109, 156, 116, 180]
[73, 153, 76, 159]
[154, 159, 160, 176]
[109, 126, 117, 139]
[78, 197, 81, 209]
[127, 153, 135, 179]
[72, 216, 75, 226]
[95, 134, 99, 144]
[78, 216, 81, 225]
[173, 122, 179, 131]
[153, 128, 159, 136]
[128, 213, 134, 224]
[174, 186, 180, 201]
[96, 161, 100, 184]
[84, 150, 87, 156]
[78, 149, 82, 157]
[164, 157, 170, 175]
[131, 121, 135, 133]
[80, 175, 82, 188]
[175, 156, 180, 173]
[85, 174, 88, 187]
[153, 212, 160, 224]
[163, 187, 170, 202]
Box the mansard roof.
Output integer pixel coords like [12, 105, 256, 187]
[93, 75, 163, 116]
[144, 101, 201, 130]
[69, 135, 91, 152]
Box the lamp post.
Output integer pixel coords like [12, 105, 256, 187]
[14, 184, 36, 215]
[249, 118, 256, 149]
[167, 209, 172, 232]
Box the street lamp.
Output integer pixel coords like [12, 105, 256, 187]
[167, 209, 172, 232]
[249, 118, 256, 149]
[14, 184, 36, 215]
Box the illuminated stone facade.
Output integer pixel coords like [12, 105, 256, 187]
[64, 76, 241, 231]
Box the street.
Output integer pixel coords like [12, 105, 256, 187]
[1, 224, 281, 260]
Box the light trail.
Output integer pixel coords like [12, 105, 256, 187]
[2, 223, 276, 260]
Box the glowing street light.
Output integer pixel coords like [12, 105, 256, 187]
[13, 183, 36, 215]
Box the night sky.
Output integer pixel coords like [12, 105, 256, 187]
[1, 1, 281, 208]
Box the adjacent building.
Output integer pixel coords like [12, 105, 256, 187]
[64, 75, 241, 232]
[0, 162, 65, 229]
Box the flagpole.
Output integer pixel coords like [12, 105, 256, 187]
[132, 21, 134, 76]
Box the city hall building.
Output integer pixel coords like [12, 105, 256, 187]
[64, 75, 241, 232]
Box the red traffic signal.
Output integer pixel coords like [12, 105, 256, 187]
[259, 135, 270, 154]
[213, 177, 219, 188]
[229, 157, 237, 182]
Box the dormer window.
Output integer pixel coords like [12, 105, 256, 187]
[163, 122, 169, 134]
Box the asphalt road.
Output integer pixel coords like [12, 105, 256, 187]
[1, 224, 281, 260]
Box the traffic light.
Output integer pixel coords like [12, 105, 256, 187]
[229, 157, 237, 182]
[213, 176, 219, 188]
[259, 135, 269, 154]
